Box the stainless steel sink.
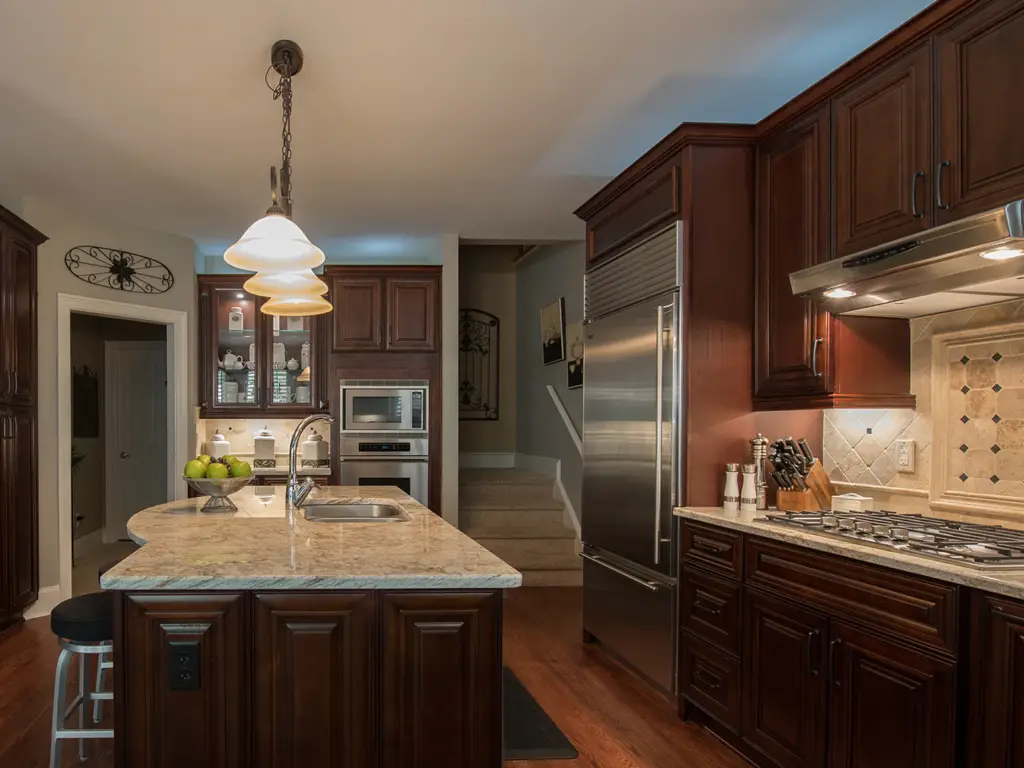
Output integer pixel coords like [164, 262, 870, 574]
[301, 501, 410, 523]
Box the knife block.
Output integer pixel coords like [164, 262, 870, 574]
[805, 461, 835, 511]
[776, 488, 818, 512]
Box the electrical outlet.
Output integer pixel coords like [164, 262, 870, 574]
[895, 439, 916, 473]
[169, 640, 201, 691]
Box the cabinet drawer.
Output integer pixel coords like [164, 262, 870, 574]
[746, 537, 959, 654]
[681, 522, 743, 579]
[680, 567, 741, 656]
[679, 632, 742, 733]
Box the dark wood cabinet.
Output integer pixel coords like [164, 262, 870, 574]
[742, 589, 827, 768]
[381, 591, 501, 768]
[253, 593, 374, 768]
[6, 408, 37, 612]
[833, 44, 933, 256]
[754, 106, 832, 405]
[328, 268, 440, 354]
[936, 0, 1024, 221]
[830, 620, 956, 768]
[968, 594, 1024, 768]
[197, 275, 328, 418]
[2, 233, 37, 407]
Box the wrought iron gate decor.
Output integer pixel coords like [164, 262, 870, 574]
[459, 308, 499, 420]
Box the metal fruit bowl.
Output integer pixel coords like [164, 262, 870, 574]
[183, 475, 254, 512]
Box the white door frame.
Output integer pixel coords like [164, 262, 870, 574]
[103, 340, 168, 544]
[57, 294, 188, 601]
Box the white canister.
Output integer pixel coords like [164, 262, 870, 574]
[208, 431, 231, 459]
[248, 343, 256, 363]
[228, 306, 244, 332]
[296, 385, 311, 404]
[300, 341, 310, 370]
[723, 463, 740, 511]
[254, 426, 276, 468]
[740, 464, 757, 513]
[273, 342, 286, 366]
[301, 430, 330, 467]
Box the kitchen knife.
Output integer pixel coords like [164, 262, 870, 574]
[797, 438, 815, 464]
[792, 472, 808, 490]
[786, 438, 807, 473]
[771, 470, 788, 489]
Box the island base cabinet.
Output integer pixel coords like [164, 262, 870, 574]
[115, 590, 503, 768]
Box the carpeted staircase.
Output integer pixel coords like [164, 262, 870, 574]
[460, 468, 582, 586]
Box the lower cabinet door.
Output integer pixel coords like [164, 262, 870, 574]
[969, 595, 1024, 768]
[381, 591, 501, 768]
[253, 593, 375, 768]
[679, 631, 742, 733]
[829, 620, 956, 768]
[8, 408, 37, 609]
[743, 589, 827, 768]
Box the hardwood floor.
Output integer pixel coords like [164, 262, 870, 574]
[0, 588, 746, 767]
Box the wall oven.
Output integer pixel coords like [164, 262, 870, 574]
[337, 436, 429, 505]
[340, 381, 428, 434]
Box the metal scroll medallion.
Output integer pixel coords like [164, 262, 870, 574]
[459, 308, 499, 421]
[64, 246, 175, 294]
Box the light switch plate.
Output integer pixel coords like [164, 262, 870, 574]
[895, 439, 916, 473]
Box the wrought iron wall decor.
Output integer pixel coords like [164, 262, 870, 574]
[459, 308, 499, 421]
[64, 245, 175, 294]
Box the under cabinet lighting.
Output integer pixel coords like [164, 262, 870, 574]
[981, 247, 1024, 261]
[824, 287, 856, 299]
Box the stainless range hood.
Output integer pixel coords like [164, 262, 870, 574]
[790, 200, 1024, 318]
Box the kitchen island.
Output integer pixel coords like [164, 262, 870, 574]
[101, 486, 521, 768]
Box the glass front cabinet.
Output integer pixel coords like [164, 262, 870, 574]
[198, 275, 328, 417]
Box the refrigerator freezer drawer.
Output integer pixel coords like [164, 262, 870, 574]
[583, 556, 676, 693]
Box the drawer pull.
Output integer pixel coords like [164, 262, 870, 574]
[694, 669, 721, 691]
[693, 599, 722, 617]
[692, 536, 730, 555]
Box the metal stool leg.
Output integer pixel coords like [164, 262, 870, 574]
[78, 653, 88, 762]
[50, 648, 73, 768]
[92, 652, 105, 724]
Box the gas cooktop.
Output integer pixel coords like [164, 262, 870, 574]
[759, 510, 1024, 570]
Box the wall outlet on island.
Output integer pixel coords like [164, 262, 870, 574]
[895, 439, 916, 473]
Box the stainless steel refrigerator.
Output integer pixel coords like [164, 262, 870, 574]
[582, 223, 681, 694]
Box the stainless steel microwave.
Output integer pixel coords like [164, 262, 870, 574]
[340, 381, 428, 434]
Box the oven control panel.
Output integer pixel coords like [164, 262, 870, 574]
[411, 391, 424, 430]
[358, 442, 413, 453]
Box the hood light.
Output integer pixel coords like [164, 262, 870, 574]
[824, 287, 856, 299]
[981, 247, 1024, 261]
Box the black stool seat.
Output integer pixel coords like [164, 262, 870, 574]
[50, 592, 114, 643]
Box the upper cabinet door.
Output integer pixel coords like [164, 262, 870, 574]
[331, 277, 384, 352]
[833, 44, 933, 257]
[4, 234, 37, 406]
[263, 312, 325, 413]
[754, 106, 832, 403]
[198, 278, 264, 412]
[936, 0, 1024, 220]
[386, 277, 438, 352]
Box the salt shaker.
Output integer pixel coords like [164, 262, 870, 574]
[723, 463, 740, 511]
[740, 464, 758, 512]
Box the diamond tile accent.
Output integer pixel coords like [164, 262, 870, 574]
[994, 414, 1002, 423]
[991, 475, 1001, 484]
[992, 445, 1002, 454]
[993, 384, 1003, 393]
[866, 427, 873, 435]
[959, 472, 969, 482]
[961, 355, 970, 364]
[960, 444, 969, 453]
[961, 415, 970, 423]
[961, 385, 971, 394]
[993, 353, 1003, 362]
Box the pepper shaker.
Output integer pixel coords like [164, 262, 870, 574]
[740, 464, 758, 512]
[723, 463, 740, 511]
[751, 433, 770, 510]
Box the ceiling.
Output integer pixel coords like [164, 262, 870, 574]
[0, 0, 933, 247]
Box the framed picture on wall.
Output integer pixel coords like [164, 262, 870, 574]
[566, 320, 583, 389]
[540, 298, 566, 365]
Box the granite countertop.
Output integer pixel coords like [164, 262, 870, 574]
[675, 506, 1024, 601]
[100, 486, 522, 591]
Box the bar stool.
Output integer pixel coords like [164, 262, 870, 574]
[49, 591, 114, 768]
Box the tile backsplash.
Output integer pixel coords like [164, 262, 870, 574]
[823, 299, 1024, 510]
[197, 418, 331, 456]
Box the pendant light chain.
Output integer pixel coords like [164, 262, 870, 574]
[271, 51, 295, 217]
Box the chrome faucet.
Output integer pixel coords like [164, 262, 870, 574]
[287, 414, 334, 506]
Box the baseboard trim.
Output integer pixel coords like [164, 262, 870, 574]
[555, 461, 581, 538]
[458, 452, 516, 469]
[73, 528, 105, 560]
[24, 584, 61, 620]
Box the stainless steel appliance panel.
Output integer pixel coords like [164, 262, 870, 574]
[582, 293, 677, 576]
[582, 550, 676, 692]
[340, 382, 428, 433]
[338, 458, 428, 505]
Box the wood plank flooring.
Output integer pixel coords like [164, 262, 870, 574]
[0, 587, 746, 767]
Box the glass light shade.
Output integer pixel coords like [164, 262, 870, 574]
[261, 295, 333, 317]
[224, 213, 326, 273]
[243, 270, 328, 298]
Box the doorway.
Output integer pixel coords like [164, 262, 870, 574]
[69, 315, 168, 595]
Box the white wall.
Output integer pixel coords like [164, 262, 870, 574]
[458, 245, 517, 454]
[13, 195, 197, 588]
[441, 234, 459, 526]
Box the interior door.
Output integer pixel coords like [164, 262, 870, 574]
[582, 292, 675, 575]
[106, 341, 167, 540]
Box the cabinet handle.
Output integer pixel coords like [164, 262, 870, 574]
[11, 414, 16, 439]
[829, 638, 843, 687]
[811, 337, 823, 378]
[807, 629, 821, 676]
[376, 327, 381, 346]
[11, 371, 16, 395]
[911, 171, 925, 219]
[936, 161, 951, 210]
[692, 536, 730, 555]
[1, 413, 7, 439]
[693, 599, 722, 617]
[694, 670, 721, 691]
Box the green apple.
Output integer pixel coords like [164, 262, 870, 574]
[230, 461, 252, 478]
[184, 460, 207, 479]
[205, 462, 230, 479]
[197, 454, 212, 466]
[222, 455, 239, 466]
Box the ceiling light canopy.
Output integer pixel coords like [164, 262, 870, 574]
[224, 39, 332, 316]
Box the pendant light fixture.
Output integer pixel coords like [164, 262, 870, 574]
[225, 40, 332, 316]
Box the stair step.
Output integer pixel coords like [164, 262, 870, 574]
[461, 507, 567, 529]
[459, 468, 553, 486]
[521, 569, 584, 587]
[473, 537, 580, 570]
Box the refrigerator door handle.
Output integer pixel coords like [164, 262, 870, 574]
[654, 304, 664, 565]
[669, 294, 679, 509]
[580, 552, 660, 592]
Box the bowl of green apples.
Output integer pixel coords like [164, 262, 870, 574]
[183, 454, 254, 512]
